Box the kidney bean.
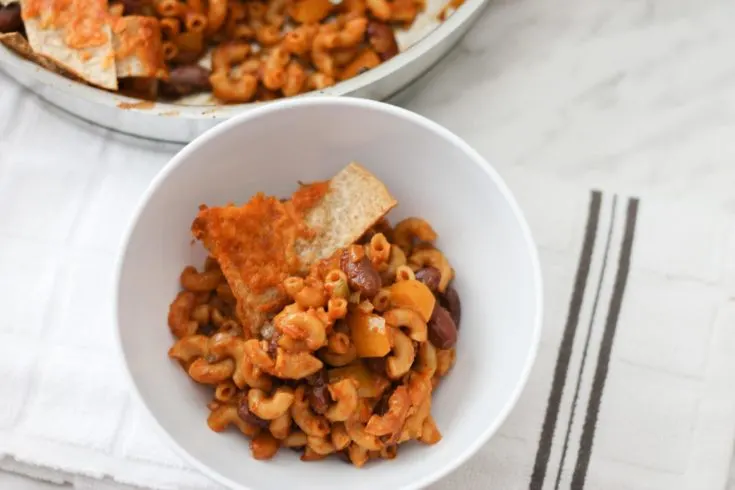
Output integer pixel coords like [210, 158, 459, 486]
[0, 4, 22, 34]
[414, 266, 441, 292]
[306, 369, 329, 386]
[439, 285, 461, 328]
[196, 323, 217, 336]
[373, 391, 391, 416]
[306, 369, 331, 414]
[340, 249, 381, 298]
[237, 396, 270, 429]
[427, 304, 458, 349]
[266, 331, 281, 358]
[161, 64, 212, 97]
[367, 22, 399, 61]
[119, 0, 145, 13]
[356, 229, 376, 245]
[363, 357, 386, 376]
[333, 318, 349, 334]
[309, 384, 331, 414]
[281, 379, 300, 389]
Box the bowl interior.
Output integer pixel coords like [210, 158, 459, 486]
[116, 99, 541, 490]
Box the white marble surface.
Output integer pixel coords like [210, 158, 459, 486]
[399, 0, 735, 212]
[2, 0, 735, 487]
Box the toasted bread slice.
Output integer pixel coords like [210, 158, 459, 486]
[192, 199, 291, 334]
[296, 162, 397, 267]
[112, 16, 167, 79]
[192, 163, 397, 333]
[20, 0, 118, 90]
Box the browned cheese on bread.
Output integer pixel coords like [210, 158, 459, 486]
[192, 162, 397, 333]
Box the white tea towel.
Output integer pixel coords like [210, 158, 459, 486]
[1, 79, 735, 490]
[430, 173, 735, 490]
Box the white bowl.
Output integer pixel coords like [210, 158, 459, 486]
[115, 97, 542, 490]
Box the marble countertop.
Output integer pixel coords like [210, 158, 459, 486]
[397, 0, 735, 213]
[2, 0, 735, 487]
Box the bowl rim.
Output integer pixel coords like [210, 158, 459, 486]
[114, 96, 544, 490]
[0, 0, 488, 120]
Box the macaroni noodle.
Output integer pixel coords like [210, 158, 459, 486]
[214, 380, 237, 403]
[368, 232, 391, 266]
[365, 385, 410, 437]
[248, 387, 295, 420]
[383, 308, 427, 342]
[331, 422, 351, 450]
[394, 217, 438, 255]
[325, 379, 359, 422]
[269, 411, 292, 440]
[435, 347, 456, 377]
[326, 331, 350, 355]
[188, 357, 235, 384]
[208, 404, 259, 436]
[394, 264, 415, 282]
[348, 442, 370, 468]
[385, 329, 414, 379]
[251, 431, 280, 460]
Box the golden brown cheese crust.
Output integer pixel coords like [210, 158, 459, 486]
[191, 183, 329, 333]
[113, 16, 167, 79]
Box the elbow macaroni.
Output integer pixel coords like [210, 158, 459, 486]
[214, 380, 237, 402]
[326, 331, 351, 355]
[209, 333, 272, 390]
[307, 435, 336, 455]
[331, 422, 351, 450]
[276, 311, 327, 350]
[394, 264, 415, 282]
[325, 379, 359, 422]
[292, 386, 331, 437]
[345, 418, 382, 451]
[385, 329, 414, 379]
[383, 307, 427, 342]
[327, 297, 348, 320]
[368, 233, 391, 266]
[166, 214, 460, 466]
[435, 347, 456, 378]
[269, 411, 292, 439]
[348, 442, 370, 468]
[251, 432, 280, 460]
[283, 430, 308, 448]
[371, 288, 391, 312]
[208, 404, 259, 437]
[205, 0, 228, 35]
[382, 244, 407, 283]
[248, 387, 295, 420]
[188, 357, 235, 384]
[320, 343, 358, 367]
[365, 385, 410, 437]
[393, 217, 438, 255]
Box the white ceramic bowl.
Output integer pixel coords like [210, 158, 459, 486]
[115, 97, 542, 490]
